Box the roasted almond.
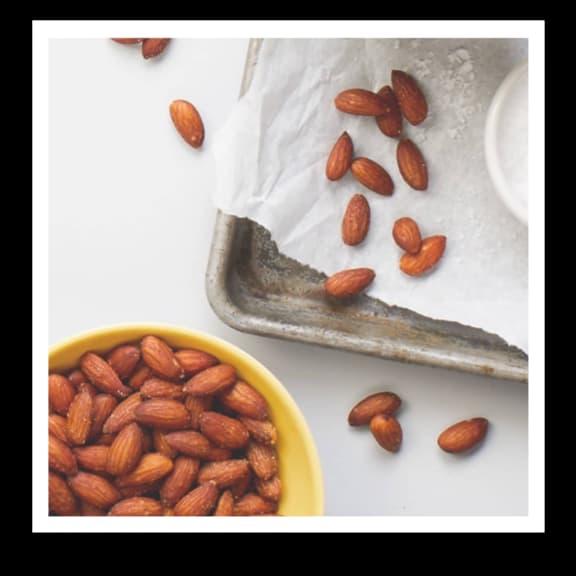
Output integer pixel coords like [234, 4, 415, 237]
[397, 139, 428, 190]
[437, 417, 489, 453]
[128, 362, 153, 390]
[392, 217, 422, 254]
[140, 378, 185, 401]
[199, 412, 249, 450]
[246, 441, 278, 480]
[153, 429, 178, 459]
[89, 394, 118, 441]
[370, 414, 402, 452]
[102, 392, 142, 435]
[174, 481, 219, 516]
[219, 381, 268, 420]
[204, 445, 233, 462]
[348, 392, 402, 426]
[185, 395, 213, 430]
[234, 493, 277, 516]
[183, 364, 236, 396]
[49, 414, 68, 443]
[334, 88, 388, 116]
[350, 157, 394, 196]
[49, 435, 78, 475]
[391, 70, 428, 125]
[163, 430, 211, 458]
[324, 268, 375, 299]
[109, 496, 164, 516]
[160, 456, 200, 508]
[197, 459, 250, 488]
[342, 193, 370, 246]
[107, 345, 141, 380]
[175, 349, 219, 375]
[68, 472, 122, 509]
[375, 85, 403, 138]
[49, 472, 79, 515]
[106, 423, 144, 476]
[80, 352, 131, 398]
[119, 479, 163, 499]
[141, 335, 183, 380]
[214, 490, 235, 516]
[66, 390, 93, 446]
[73, 445, 110, 474]
[115, 453, 174, 488]
[255, 475, 282, 502]
[134, 399, 191, 430]
[49, 374, 76, 416]
[240, 417, 278, 446]
[326, 131, 353, 181]
[68, 369, 88, 388]
[230, 471, 252, 498]
[170, 99, 205, 149]
[141, 38, 170, 59]
[400, 235, 446, 276]
[80, 501, 106, 516]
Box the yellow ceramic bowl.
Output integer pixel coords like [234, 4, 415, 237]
[49, 323, 324, 516]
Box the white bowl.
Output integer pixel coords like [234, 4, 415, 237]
[484, 61, 528, 226]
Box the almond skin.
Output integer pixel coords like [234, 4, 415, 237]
[350, 158, 394, 196]
[334, 89, 388, 116]
[391, 70, 428, 125]
[49, 435, 78, 475]
[141, 38, 170, 59]
[197, 459, 250, 488]
[73, 445, 110, 474]
[370, 414, 403, 452]
[106, 423, 144, 476]
[324, 268, 375, 299]
[233, 493, 277, 516]
[239, 417, 277, 446]
[183, 364, 236, 396]
[115, 453, 174, 488]
[174, 482, 219, 516]
[109, 497, 164, 516]
[255, 475, 282, 502]
[199, 412, 249, 450]
[66, 390, 93, 446]
[134, 399, 191, 430]
[160, 456, 201, 508]
[219, 381, 268, 420]
[437, 418, 489, 453]
[89, 394, 118, 441]
[246, 441, 278, 480]
[80, 352, 132, 398]
[49, 374, 76, 416]
[140, 378, 185, 401]
[400, 235, 446, 276]
[107, 345, 141, 380]
[170, 99, 205, 149]
[174, 349, 219, 375]
[163, 431, 211, 458]
[102, 392, 142, 435]
[326, 131, 353, 181]
[342, 193, 370, 246]
[49, 472, 79, 515]
[397, 139, 428, 190]
[348, 392, 402, 426]
[214, 490, 235, 516]
[141, 335, 183, 380]
[375, 86, 403, 137]
[68, 472, 122, 509]
[392, 217, 422, 255]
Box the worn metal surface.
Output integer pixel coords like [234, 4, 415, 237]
[205, 39, 528, 382]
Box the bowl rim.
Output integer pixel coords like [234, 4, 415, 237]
[49, 322, 325, 516]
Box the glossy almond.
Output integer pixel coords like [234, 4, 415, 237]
[255, 475, 282, 502]
[73, 445, 110, 473]
[391, 70, 428, 125]
[49, 414, 68, 443]
[199, 412, 249, 450]
[234, 493, 277, 516]
[141, 38, 170, 59]
[80, 352, 131, 398]
[326, 131, 353, 181]
[214, 490, 235, 516]
[170, 99, 205, 149]
[49, 435, 77, 475]
[400, 235, 446, 276]
[204, 445, 233, 462]
[370, 414, 403, 452]
[69, 472, 122, 509]
[164, 430, 211, 458]
[174, 481, 219, 516]
[128, 362, 153, 390]
[106, 423, 144, 476]
[324, 268, 375, 299]
[185, 395, 213, 430]
[141, 335, 183, 380]
[240, 417, 278, 446]
[49, 374, 76, 415]
[153, 429, 178, 459]
[89, 394, 118, 440]
[375, 86, 403, 137]
[197, 459, 250, 488]
[348, 392, 402, 426]
[342, 194, 370, 246]
[230, 471, 252, 498]
[183, 364, 236, 396]
[219, 380, 268, 420]
[392, 217, 422, 254]
[68, 369, 88, 388]
[437, 417, 489, 453]
[334, 89, 388, 116]
[134, 399, 191, 430]
[102, 392, 142, 434]
[140, 378, 185, 400]
[246, 441, 278, 480]
[119, 480, 163, 499]
[107, 345, 141, 380]
[49, 472, 79, 515]
[109, 497, 163, 516]
[116, 453, 174, 488]
[160, 456, 200, 507]
[350, 158, 394, 196]
[175, 349, 219, 375]
[66, 390, 93, 446]
[397, 139, 428, 190]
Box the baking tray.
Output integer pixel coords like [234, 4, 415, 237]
[206, 39, 528, 382]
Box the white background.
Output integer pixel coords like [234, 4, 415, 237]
[49, 38, 527, 516]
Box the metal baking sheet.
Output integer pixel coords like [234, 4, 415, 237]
[205, 39, 527, 382]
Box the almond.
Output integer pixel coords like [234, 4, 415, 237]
[334, 88, 388, 116]
[134, 399, 191, 430]
[199, 412, 249, 450]
[153, 429, 178, 459]
[169, 99, 205, 149]
[49, 472, 79, 515]
[234, 493, 277, 516]
[49, 374, 76, 416]
[375, 86, 403, 138]
[73, 445, 110, 474]
[109, 497, 164, 516]
[183, 364, 236, 396]
[80, 501, 106, 516]
[239, 417, 277, 446]
[370, 414, 402, 452]
[230, 471, 252, 498]
[204, 445, 233, 462]
[326, 131, 353, 181]
[400, 235, 446, 276]
[49, 414, 68, 443]
[391, 70, 428, 125]
[115, 453, 174, 488]
[219, 380, 268, 420]
[197, 459, 250, 488]
[160, 456, 201, 508]
[128, 362, 153, 390]
[141, 38, 170, 59]
[69, 472, 122, 509]
[174, 481, 219, 516]
[348, 392, 402, 426]
[80, 352, 132, 398]
[119, 480, 163, 499]
[163, 430, 211, 458]
[140, 378, 185, 401]
[107, 345, 141, 380]
[350, 158, 394, 196]
[397, 139, 428, 190]
[68, 369, 88, 388]
[49, 435, 78, 475]
[111, 38, 142, 44]
[95, 433, 116, 446]
[141, 335, 183, 380]
[89, 394, 118, 440]
[437, 417, 489, 453]
[102, 392, 142, 434]
[324, 268, 375, 299]
[175, 349, 219, 375]
[342, 193, 370, 246]
[66, 390, 93, 446]
[78, 381, 98, 398]
[106, 423, 144, 476]
[392, 217, 422, 254]
[246, 441, 278, 480]
[184, 395, 213, 430]
[213, 490, 235, 516]
[255, 475, 282, 502]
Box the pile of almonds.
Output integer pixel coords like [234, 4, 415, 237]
[49, 335, 281, 516]
[111, 38, 171, 60]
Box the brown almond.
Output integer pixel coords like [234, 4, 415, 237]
[164, 430, 211, 458]
[49, 414, 68, 443]
[140, 378, 185, 400]
[198, 459, 250, 488]
[397, 138, 428, 190]
[73, 445, 110, 474]
[204, 445, 233, 462]
[391, 70, 428, 125]
[255, 475, 282, 502]
[370, 414, 403, 452]
[66, 390, 93, 446]
[89, 394, 118, 441]
[81, 501, 107, 516]
[119, 480, 163, 499]
[128, 362, 153, 390]
[400, 235, 446, 276]
[102, 392, 142, 434]
[324, 268, 375, 299]
[78, 381, 98, 398]
[183, 364, 236, 396]
[134, 399, 191, 430]
[230, 470, 252, 498]
[375, 86, 403, 137]
[95, 433, 116, 446]
[107, 345, 141, 380]
[106, 423, 144, 476]
[109, 497, 164, 516]
[160, 456, 200, 508]
[49, 374, 76, 416]
[170, 99, 205, 149]
[214, 490, 235, 516]
[246, 441, 278, 480]
[219, 380, 268, 420]
[392, 217, 422, 254]
[437, 417, 489, 453]
[234, 493, 277, 516]
[199, 412, 249, 450]
[326, 131, 353, 181]
[175, 349, 219, 375]
[174, 481, 219, 516]
[350, 157, 394, 196]
[68, 369, 88, 388]
[80, 352, 132, 398]
[141, 38, 170, 59]
[153, 429, 178, 459]
[334, 88, 388, 116]
[49, 472, 78, 515]
[69, 472, 122, 509]
[111, 38, 142, 44]
[342, 193, 370, 246]
[116, 453, 174, 488]
[240, 417, 278, 446]
[348, 392, 402, 426]
[184, 395, 213, 430]
[141, 335, 183, 380]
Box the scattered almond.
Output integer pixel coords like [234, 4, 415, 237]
[375, 86, 403, 137]
[370, 414, 403, 452]
[392, 217, 422, 255]
[399, 235, 446, 276]
[170, 99, 205, 149]
[141, 38, 170, 59]
[397, 138, 428, 190]
[326, 131, 353, 181]
[437, 418, 489, 453]
[350, 157, 394, 196]
[348, 392, 402, 426]
[324, 268, 375, 299]
[342, 193, 370, 246]
[335, 89, 388, 116]
[391, 70, 428, 125]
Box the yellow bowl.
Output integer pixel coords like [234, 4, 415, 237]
[49, 323, 324, 516]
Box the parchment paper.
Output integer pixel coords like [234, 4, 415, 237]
[213, 39, 528, 352]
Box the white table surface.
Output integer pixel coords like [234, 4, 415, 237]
[49, 38, 527, 516]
